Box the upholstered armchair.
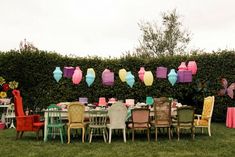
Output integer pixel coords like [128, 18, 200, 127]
[194, 96, 215, 136]
[12, 90, 44, 139]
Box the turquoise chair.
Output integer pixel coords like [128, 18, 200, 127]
[45, 104, 66, 144]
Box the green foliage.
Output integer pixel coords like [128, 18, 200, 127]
[0, 50, 234, 122]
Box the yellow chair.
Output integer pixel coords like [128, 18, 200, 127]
[194, 96, 215, 136]
[67, 102, 87, 143]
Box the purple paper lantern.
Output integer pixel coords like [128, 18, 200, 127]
[156, 67, 167, 79]
[63, 67, 75, 78]
[177, 70, 192, 83]
[102, 69, 114, 86]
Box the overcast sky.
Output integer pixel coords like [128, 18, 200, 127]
[1, 0, 235, 57]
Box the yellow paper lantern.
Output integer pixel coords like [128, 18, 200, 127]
[144, 71, 154, 86]
[119, 69, 127, 82]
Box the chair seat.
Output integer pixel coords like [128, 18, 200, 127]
[128, 123, 151, 128]
[107, 124, 125, 129]
[151, 120, 171, 126]
[33, 122, 44, 127]
[68, 122, 87, 128]
[48, 123, 65, 128]
[194, 119, 208, 126]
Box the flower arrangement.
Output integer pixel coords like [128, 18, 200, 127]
[0, 76, 19, 98]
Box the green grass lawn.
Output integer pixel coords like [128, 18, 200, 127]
[0, 123, 235, 157]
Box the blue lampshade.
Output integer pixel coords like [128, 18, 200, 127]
[168, 69, 177, 86]
[125, 71, 135, 88]
[86, 73, 95, 87]
[53, 67, 63, 82]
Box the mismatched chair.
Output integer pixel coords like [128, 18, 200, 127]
[12, 90, 44, 140]
[107, 102, 127, 143]
[177, 106, 195, 140]
[128, 108, 151, 142]
[152, 97, 172, 141]
[194, 96, 215, 136]
[67, 102, 87, 143]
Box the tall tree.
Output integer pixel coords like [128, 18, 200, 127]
[134, 9, 191, 58]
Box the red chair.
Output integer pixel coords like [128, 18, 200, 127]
[12, 90, 44, 139]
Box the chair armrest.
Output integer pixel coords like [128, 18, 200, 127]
[194, 114, 201, 125]
[32, 114, 41, 122]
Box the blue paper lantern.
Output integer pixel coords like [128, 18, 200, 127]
[125, 71, 135, 88]
[53, 67, 63, 82]
[168, 69, 178, 86]
[86, 73, 95, 87]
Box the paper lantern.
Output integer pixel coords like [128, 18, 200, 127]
[87, 68, 96, 77]
[178, 62, 187, 71]
[102, 69, 114, 86]
[53, 67, 63, 82]
[125, 71, 135, 88]
[156, 67, 167, 79]
[79, 97, 88, 104]
[177, 70, 192, 83]
[144, 71, 154, 86]
[187, 61, 197, 75]
[168, 69, 177, 86]
[146, 96, 154, 106]
[119, 69, 127, 82]
[86, 73, 95, 87]
[138, 67, 145, 82]
[98, 97, 107, 106]
[72, 66, 83, 84]
[63, 66, 75, 78]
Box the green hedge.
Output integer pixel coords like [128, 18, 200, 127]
[0, 50, 234, 122]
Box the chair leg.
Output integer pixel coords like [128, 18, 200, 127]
[103, 129, 107, 143]
[155, 128, 158, 141]
[109, 128, 112, 143]
[208, 126, 211, 136]
[147, 128, 150, 142]
[16, 131, 20, 140]
[67, 127, 71, 144]
[59, 129, 64, 144]
[177, 127, 180, 141]
[132, 129, 134, 142]
[168, 127, 171, 140]
[123, 128, 126, 143]
[192, 127, 195, 140]
[89, 129, 93, 143]
[20, 131, 24, 138]
[82, 127, 85, 143]
[36, 130, 39, 140]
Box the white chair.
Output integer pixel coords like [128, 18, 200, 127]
[107, 102, 127, 143]
[5, 103, 15, 128]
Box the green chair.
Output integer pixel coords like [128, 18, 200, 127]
[177, 106, 195, 141]
[45, 104, 66, 144]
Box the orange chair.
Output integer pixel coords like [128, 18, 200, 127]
[12, 90, 44, 139]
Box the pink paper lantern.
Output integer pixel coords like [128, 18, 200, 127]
[187, 61, 197, 75]
[72, 66, 83, 84]
[178, 62, 187, 71]
[138, 67, 145, 82]
[102, 69, 114, 86]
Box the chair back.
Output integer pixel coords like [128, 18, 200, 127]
[47, 104, 62, 125]
[201, 96, 215, 120]
[108, 102, 127, 128]
[12, 90, 25, 117]
[131, 108, 150, 124]
[154, 97, 172, 125]
[177, 106, 195, 126]
[67, 102, 85, 124]
[89, 110, 108, 127]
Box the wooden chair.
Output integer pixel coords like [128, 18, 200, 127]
[45, 104, 66, 144]
[88, 110, 108, 143]
[194, 96, 215, 136]
[128, 108, 150, 142]
[152, 97, 172, 141]
[107, 102, 127, 143]
[67, 102, 87, 143]
[177, 106, 195, 140]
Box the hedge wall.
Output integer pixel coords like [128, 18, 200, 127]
[0, 50, 234, 122]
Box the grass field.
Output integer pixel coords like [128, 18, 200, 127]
[0, 123, 235, 157]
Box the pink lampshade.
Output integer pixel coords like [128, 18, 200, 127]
[98, 97, 107, 106]
[102, 69, 114, 86]
[178, 62, 187, 71]
[72, 66, 83, 84]
[138, 67, 145, 82]
[187, 61, 197, 75]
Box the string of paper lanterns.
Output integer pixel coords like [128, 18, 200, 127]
[52, 60, 197, 87]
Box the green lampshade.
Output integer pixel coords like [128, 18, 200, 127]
[146, 96, 154, 105]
